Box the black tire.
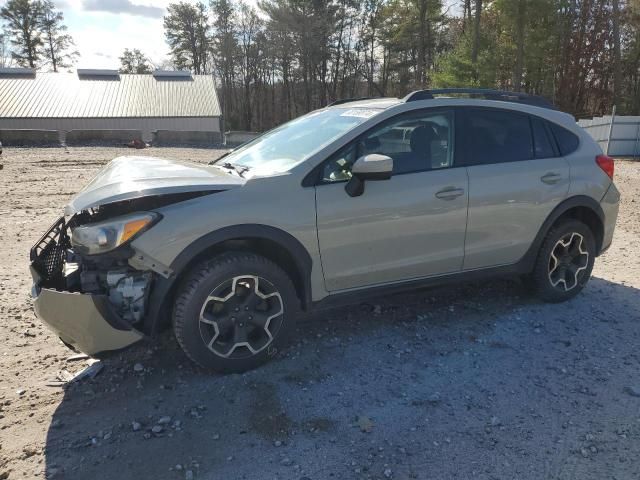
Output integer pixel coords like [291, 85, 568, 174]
[173, 252, 298, 373]
[530, 219, 596, 303]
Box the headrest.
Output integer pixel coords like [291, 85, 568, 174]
[410, 125, 437, 154]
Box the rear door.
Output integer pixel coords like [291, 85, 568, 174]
[459, 108, 570, 270]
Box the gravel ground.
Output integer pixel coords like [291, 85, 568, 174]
[0, 147, 639, 480]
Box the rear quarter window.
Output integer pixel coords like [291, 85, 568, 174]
[549, 123, 580, 156]
[530, 116, 557, 158]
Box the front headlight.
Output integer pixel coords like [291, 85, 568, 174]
[71, 212, 160, 255]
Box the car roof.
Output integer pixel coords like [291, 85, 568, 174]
[327, 93, 576, 129]
[329, 98, 403, 110]
[329, 88, 557, 109]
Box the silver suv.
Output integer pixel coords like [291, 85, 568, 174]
[30, 89, 620, 373]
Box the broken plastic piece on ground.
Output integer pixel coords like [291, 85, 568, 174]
[45, 359, 103, 387]
[66, 353, 90, 362]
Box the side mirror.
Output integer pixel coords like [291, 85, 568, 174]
[345, 154, 393, 197]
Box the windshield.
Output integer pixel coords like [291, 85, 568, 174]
[216, 108, 380, 176]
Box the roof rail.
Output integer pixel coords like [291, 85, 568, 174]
[328, 97, 378, 107]
[403, 88, 556, 109]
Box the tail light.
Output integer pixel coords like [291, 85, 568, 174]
[596, 155, 614, 179]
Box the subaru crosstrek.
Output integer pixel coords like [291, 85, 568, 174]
[30, 89, 620, 373]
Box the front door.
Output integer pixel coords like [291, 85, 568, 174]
[314, 109, 469, 292]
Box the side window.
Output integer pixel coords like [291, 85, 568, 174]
[531, 116, 556, 158]
[322, 143, 358, 183]
[460, 108, 533, 166]
[364, 110, 454, 174]
[321, 109, 454, 182]
[549, 123, 580, 156]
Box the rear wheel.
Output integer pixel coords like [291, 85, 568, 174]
[530, 220, 596, 302]
[173, 252, 298, 373]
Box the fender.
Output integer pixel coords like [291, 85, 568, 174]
[518, 195, 605, 272]
[143, 224, 313, 334]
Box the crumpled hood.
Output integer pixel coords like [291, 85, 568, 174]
[65, 156, 245, 215]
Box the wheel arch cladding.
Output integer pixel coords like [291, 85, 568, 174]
[526, 196, 605, 269]
[144, 224, 313, 334]
[554, 206, 604, 253]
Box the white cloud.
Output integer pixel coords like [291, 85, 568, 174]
[62, 0, 232, 69]
[83, 0, 164, 18]
[70, 12, 169, 69]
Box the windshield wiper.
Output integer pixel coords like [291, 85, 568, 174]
[208, 149, 234, 165]
[218, 162, 250, 178]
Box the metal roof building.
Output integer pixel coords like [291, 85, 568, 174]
[0, 68, 222, 145]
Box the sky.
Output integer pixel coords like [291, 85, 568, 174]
[58, 0, 227, 69]
[2, 0, 460, 71]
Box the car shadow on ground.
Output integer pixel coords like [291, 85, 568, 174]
[43, 276, 640, 480]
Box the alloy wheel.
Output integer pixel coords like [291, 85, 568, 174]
[548, 232, 589, 292]
[198, 275, 284, 359]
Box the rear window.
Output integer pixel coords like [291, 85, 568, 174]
[459, 108, 534, 165]
[549, 123, 579, 156]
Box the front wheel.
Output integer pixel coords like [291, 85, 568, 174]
[173, 252, 298, 373]
[529, 219, 596, 303]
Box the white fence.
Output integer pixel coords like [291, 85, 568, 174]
[578, 114, 640, 158]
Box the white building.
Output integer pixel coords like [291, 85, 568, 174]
[0, 68, 222, 145]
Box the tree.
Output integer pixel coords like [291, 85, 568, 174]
[210, 0, 238, 123]
[361, 0, 385, 96]
[164, 2, 211, 74]
[237, 3, 262, 129]
[622, 0, 640, 113]
[262, 8, 296, 120]
[175, 0, 639, 128]
[0, 30, 15, 67]
[372, 0, 448, 95]
[0, 0, 45, 68]
[462, 0, 472, 31]
[612, 0, 622, 106]
[40, 0, 77, 72]
[511, 0, 526, 91]
[415, 0, 433, 87]
[119, 48, 153, 73]
[471, 0, 482, 64]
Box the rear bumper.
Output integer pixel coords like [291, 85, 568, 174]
[599, 182, 620, 254]
[31, 273, 144, 357]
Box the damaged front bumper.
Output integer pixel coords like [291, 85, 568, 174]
[32, 274, 144, 355]
[30, 218, 145, 356]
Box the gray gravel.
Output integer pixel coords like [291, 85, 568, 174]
[0, 147, 639, 480]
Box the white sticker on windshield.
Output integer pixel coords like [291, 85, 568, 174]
[340, 109, 379, 119]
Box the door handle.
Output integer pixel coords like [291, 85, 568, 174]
[541, 172, 562, 185]
[435, 187, 465, 200]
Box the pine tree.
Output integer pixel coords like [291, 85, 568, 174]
[164, 2, 211, 74]
[0, 0, 45, 68]
[119, 48, 153, 74]
[40, 0, 77, 72]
